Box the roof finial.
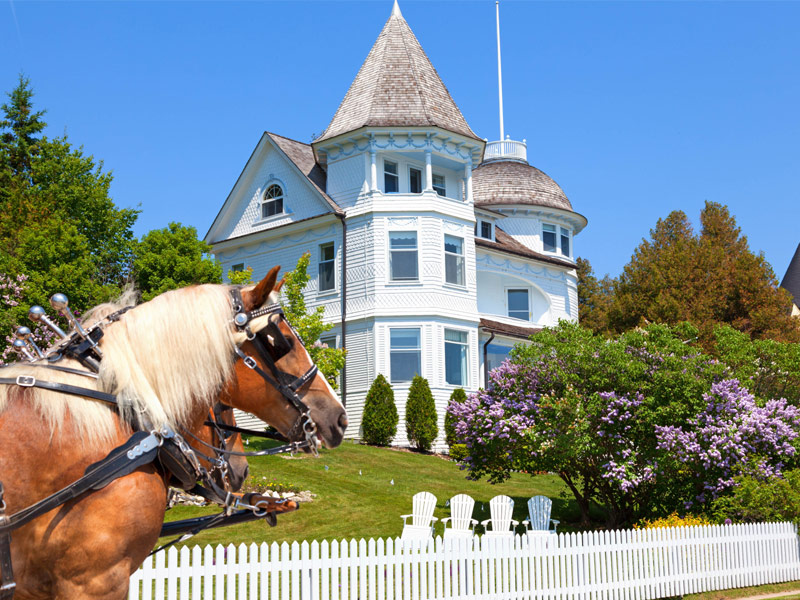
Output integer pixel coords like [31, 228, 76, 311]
[391, 0, 402, 18]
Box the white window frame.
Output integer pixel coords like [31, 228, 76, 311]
[444, 234, 465, 287]
[231, 263, 244, 272]
[389, 231, 419, 282]
[384, 160, 399, 193]
[444, 328, 469, 387]
[477, 220, 494, 241]
[318, 242, 336, 293]
[390, 327, 421, 383]
[542, 222, 572, 258]
[409, 166, 423, 194]
[432, 173, 446, 197]
[261, 184, 285, 220]
[507, 288, 531, 321]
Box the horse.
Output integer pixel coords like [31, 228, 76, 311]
[0, 266, 347, 599]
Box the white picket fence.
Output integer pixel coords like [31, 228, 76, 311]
[129, 522, 800, 600]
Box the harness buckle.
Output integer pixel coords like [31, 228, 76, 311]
[243, 355, 258, 370]
[15, 375, 35, 387]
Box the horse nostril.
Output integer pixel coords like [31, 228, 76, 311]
[338, 413, 349, 431]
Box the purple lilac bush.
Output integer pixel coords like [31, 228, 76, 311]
[656, 379, 800, 506]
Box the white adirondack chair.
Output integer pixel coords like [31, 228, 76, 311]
[400, 491, 438, 541]
[522, 495, 559, 536]
[480, 494, 518, 537]
[441, 494, 477, 539]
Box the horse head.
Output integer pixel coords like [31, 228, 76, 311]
[226, 266, 348, 450]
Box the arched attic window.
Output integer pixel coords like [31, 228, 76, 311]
[261, 184, 284, 219]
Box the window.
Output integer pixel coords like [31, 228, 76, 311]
[231, 263, 244, 272]
[444, 329, 468, 386]
[479, 221, 493, 240]
[444, 235, 464, 286]
[409, 167, 422, 194]
[543, 223, 572, 257]
[432, 174, 446, 197]
[560, 227, 571, 257]
[319, 242, 335, 292]
[390, 328, 421, 383]
[486, 343, 513, 374]
[389, 231, 418, 281]
[319, 335, 336, 349]
[508, 289, 530, 321]
[261, 184, 284, 219]
[384, 160, 399, 193]
[542, 223, 557, 253]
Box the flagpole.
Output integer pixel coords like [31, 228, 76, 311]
[496, 0, 505, 141]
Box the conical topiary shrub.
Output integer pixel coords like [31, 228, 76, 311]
[361, 373, 398, 446]
[405, 375, 438, 451]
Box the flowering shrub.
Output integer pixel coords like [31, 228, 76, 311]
[634, 512, 711, 529]
[447, 321, 796, 528]
[656, 379, 800, 506]
[0, 272, 58, 364]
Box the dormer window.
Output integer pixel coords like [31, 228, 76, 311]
[476, 220, 493, 241]
[384, 160, 399, 193]
[543, 223, 572, 257]
[261, 184, 284, 219]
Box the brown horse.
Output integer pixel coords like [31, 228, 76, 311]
[0, 267, 347, 599]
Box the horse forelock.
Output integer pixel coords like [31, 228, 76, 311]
[97, 284, 238, 431]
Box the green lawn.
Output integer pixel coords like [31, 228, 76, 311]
[161, 439, 574, 548]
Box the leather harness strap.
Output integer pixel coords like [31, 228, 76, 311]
[0, 377, 117, 407]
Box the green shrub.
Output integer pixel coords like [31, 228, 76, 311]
[445, 388, 467, 447]
[711, 470, 800, 527]
[449, 443, 469, 462]
[405, 375, 438, 451]
[361, 374, 398, 446]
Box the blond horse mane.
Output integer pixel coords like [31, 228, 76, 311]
[0, 284, 243, 443]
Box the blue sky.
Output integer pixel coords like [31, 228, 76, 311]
[2, 0, 798, 281]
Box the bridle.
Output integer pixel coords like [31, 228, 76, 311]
[225, 287, 320, 454]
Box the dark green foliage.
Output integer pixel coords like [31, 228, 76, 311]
[361, 374, 398, 446]
[711, 470, 800, 528]
[0, 77, 138, 357]
[448, 443, 469, 462]
[713, 324, 800, 404]
[405, 375, 438, 451]
[133, 222, 222, 301]
[444, 388, 466, 447]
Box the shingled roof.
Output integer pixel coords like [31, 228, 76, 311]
[473, 159, 573, 212]
[781, 243, 800, 308]
[315, 2, 479, 143]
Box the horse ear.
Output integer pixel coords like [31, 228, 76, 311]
[274, 278, 285, 293]
[241, 265, 280, 310]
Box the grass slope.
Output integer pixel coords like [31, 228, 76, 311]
[162, 440, 574, 548]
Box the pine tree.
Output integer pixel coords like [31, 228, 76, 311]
[405, 375, 438, 451]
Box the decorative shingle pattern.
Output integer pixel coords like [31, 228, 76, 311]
[479, 318, 541, 340]
[477, 227, 575, 269]
[267, 132, 341, 213]
[315, 9, 479, 143]
[781, 243, 800, 308]
[473, 159, 572, 212]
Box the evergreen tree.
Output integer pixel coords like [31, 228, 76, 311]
[576, 257, 612, 334]
[405, 375, 438, 451]
[607, 202, 799, 343]
[361, 374, 397, 446]
[133, 222, 222, 301]
[0, 77, 138, 355]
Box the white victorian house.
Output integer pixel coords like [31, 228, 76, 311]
[205, 2, 587, 447]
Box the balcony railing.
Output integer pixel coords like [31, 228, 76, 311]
[484, 138, 527, 162]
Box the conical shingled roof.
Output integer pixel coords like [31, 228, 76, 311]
[315, 3, 480, 143]
[781, 243, 800, 308]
